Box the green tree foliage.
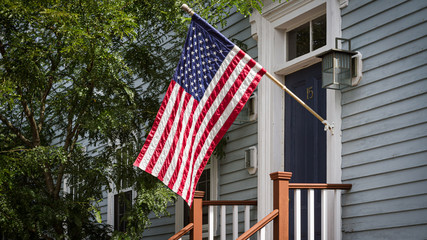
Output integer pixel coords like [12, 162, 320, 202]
[0, 0, 263, 239]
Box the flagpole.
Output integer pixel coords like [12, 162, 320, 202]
[265, 72, 334, 133]
[180, 4, 334, 134]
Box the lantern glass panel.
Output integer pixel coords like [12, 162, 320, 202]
[336, 52, 352, 88]
[321, 51, 353, 89]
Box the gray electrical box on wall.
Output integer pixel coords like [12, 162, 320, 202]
[245, 146, 257, 175]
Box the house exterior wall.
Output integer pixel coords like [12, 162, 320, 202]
[111, 0, 427, 239]
[142, 11, 259, 239]
[340, 0, 427, 239]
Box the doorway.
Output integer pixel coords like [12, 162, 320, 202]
[285, 63, 326, 239]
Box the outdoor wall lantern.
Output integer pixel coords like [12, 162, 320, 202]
[245, 146, 257, 175]
[317, 38, 363, 90]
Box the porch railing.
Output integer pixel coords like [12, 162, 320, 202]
[170, 172, 351, 240]
[169, 197, 257, 240]
[204, 200, 257, 240]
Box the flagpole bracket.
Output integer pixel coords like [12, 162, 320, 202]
[322, 120, 334, 135]
[181, 4, 195, 16]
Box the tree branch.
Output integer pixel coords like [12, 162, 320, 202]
[17, 87, 41, 147]
[38, 75, 54, 132]
[63, 110, 74, 152]
[0, 113, 33, 147]
[54, 127, 80, 198]
[43, 164, 55, 198]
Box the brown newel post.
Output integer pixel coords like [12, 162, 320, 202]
[190, 191, 204, 240]
[270, 172, 292, 240]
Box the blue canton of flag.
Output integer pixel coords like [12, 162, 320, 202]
[134, 13, 266, 206]
[174, 16, 234, 102]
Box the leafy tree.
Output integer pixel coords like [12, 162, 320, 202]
[0, 0, 263, 239]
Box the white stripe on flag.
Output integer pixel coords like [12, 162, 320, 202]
[151, 88, 187, 177]
[138, 83, 181, 171]
[181, 47, 251, 201]
[185, 54, 263, 201]
[161, 97, 195, 186]
[171, 46, 240, 193]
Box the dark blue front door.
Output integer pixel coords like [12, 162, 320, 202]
[285, 63, 326, 239]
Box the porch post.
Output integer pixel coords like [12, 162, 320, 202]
[190, 191, 204, 240]
[270, 172, 292, 240]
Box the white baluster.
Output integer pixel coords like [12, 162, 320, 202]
[233, 205, 238, 239]
[209, 205, 214, 240]
[308, 189, 315, 240]
[260, 226, 266, 240]
[321, 189, 327, 240]
[221, 205, 226, 240]
[245, 205, 250, 240]
[294, 189, 301, 240]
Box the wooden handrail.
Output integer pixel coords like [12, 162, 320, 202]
[236, 209, 279, 240]
[202, 200, 257, 206]
[168, 223, 194, 240]
[289, 183, 352, 190]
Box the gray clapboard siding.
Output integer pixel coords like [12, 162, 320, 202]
[362, 37, 426, 71]
[340, 0, 427, 238]
[342, 107, 427, 142]
[342, 78, 427, 118]
[342, 137, 427, 168]
[343, 193, 427, 218]
[342, 63, 427, 105]
[342, 225, 427, 240]
[347, 15, 427, 55]
[344, 165, 427, 193]
[355, 24, 427, 64]
[342, 93, 427, 129]
[348, 51, 426, 89]
[342, 0, 415, 32]
[343, 208, 427, 231]
[342, 180, 427, 206]
[342, 151, 427, 180]
[342, 122, 427, 155]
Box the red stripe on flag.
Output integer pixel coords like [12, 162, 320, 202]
[167, 99, 198, 189]
[158, 92, 192, 181]
[192, 59, 256, 164]
[145, 86, 185, 174]
[177, 50, 245, 195]
[185, 59, 258, 203]
[134, 81, 177, 167]
[188, 67, 266, 201]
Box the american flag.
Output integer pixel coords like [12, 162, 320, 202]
[134, 13, 266, 206]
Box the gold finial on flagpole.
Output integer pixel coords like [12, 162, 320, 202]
[181, 4, 195, 16]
